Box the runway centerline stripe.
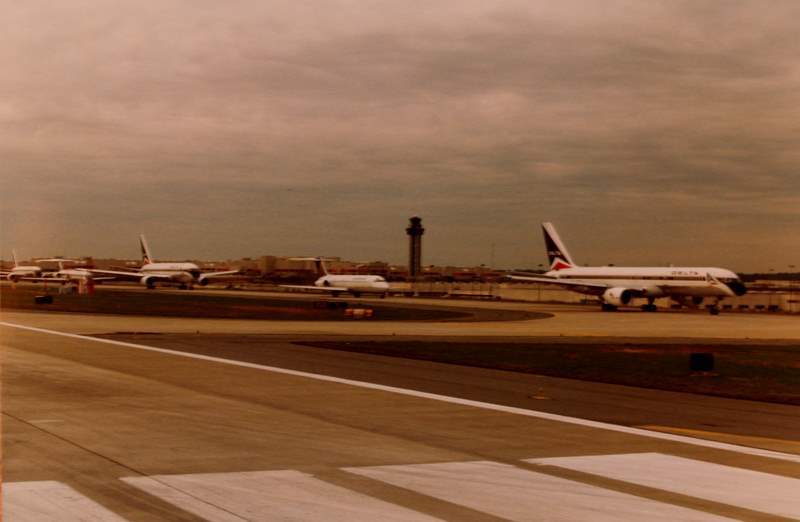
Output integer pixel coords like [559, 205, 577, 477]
[528, 453, 800, 519]
[4, 321, 800, 464]
[122, 470, 444, 522]
[346, 460, 734, 522]
[3, 481, 131, 522]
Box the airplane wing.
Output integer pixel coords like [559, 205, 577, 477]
[22, 274, 121, 283]
[279, 284, 351, 293]
[508, 275, 609, 288]
[86, 269, 145, 281]
[78, 275, 117, 282]
[507, 275, 610, 295]
[200, 270, 241, 278]
[508, 275, 658, 298]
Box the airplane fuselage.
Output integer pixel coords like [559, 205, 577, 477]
[40, 268, 95, 282]
[140, 263, 202, 285]
[315, 275, 390, 293]
[6, 266, 42, 281]
[546, 266, 746, 299]
[142, 262, 200, 275]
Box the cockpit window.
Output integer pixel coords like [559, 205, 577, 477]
[720, 277, 747, 296]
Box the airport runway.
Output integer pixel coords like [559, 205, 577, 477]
[3, 304, 800, 521]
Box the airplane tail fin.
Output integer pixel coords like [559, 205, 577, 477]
[289, 257, 329, 276]
[315, 258, 329, 276]
[542, 222, 576, 271]
[139, 234, 153, 265]
[11, 249, 18, 267]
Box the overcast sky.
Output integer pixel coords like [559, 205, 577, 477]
[2, 1, 798, 271]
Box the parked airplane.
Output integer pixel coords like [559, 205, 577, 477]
[509, 223, 746, 314]
[280, 257, 390, 297]
[2, 250, 44, 281]
[88, 235, 239, 289]
[28, 259, 114, 285]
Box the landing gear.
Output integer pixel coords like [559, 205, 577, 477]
[331, 291, 340, 298]
[352, 291, 361, 298]
[641, 298, 657, 312]
[380, 292, 387, 299]
[146, 283, 156, 290]
[179, 283, 188, 290]
[709, 307, 720, 316]
[601, 303, 618, 312]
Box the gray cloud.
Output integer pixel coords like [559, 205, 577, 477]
[2, 0, 799, 270]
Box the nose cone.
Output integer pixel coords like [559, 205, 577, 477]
[727, 280, 747, 296]
[377, 281, 390, 290]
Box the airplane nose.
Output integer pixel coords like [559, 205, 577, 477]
[726, 280, 747, 296]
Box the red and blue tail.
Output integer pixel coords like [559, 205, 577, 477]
[542, 222, 576, 271]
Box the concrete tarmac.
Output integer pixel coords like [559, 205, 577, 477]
[3, 308, 800, 521]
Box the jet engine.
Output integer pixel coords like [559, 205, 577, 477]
[140, 275, 157, 289]
[197, 276, 210, 286]
[602, 287, 633, 307]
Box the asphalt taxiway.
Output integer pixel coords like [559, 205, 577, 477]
[2, 294, 799, 521]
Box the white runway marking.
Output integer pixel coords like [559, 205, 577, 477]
[4, 321, 800, 464]
[346, 460, 733, 521]
[122, 470, 444, 522]
[3, 481, 130, 522]
[529, 452, 800, 519]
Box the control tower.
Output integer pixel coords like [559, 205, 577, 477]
[406, 216, 425, 278]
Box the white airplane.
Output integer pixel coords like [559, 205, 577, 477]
[27, 259, 115, 285]
[2, 250, 44, 281]
[88, 235, 239, 289]
[509, 223, 747, 315]
[281, 257, 390, 298]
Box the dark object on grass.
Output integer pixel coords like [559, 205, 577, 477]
[34, 295, 54, 305]
[690, 352, 714, 372]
